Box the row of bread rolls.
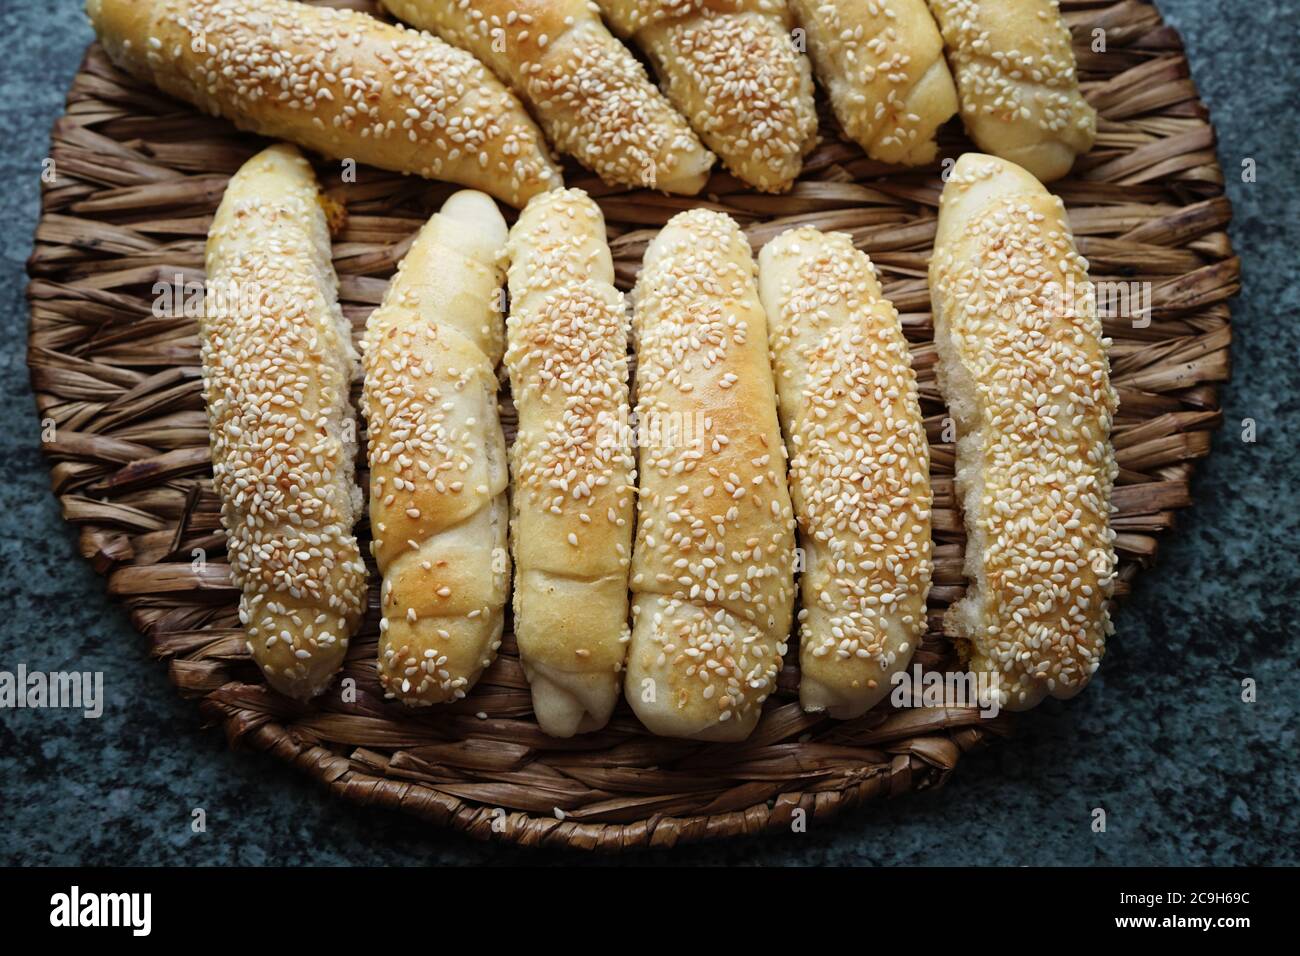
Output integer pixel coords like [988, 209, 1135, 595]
[90, 0, 1094, 207]
[205, 135, 1114, 734]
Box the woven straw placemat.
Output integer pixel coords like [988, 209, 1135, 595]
[26, 0, 1236, 849]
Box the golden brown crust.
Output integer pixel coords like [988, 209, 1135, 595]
[361, 190, 511, 705]
[927, 0, 1096, 182]
[85, 0, 562, 207]
[626, 209, 796, 740]
[790, 0, 957, 165]
[203, 143, 367, 702]
[930, 153, 1116, 710]
[758, 227, 932, 719]
[383, 0, 714, 193]
[505, 188, 636, 737]
[597, 0, 818, 192]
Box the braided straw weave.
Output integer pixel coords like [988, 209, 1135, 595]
[27, 0, 1236, 849]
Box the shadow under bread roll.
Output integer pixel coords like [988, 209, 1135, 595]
[203, 143, 367, 701]
[759, 226, 933, 720]
[929, 152, 1117, 711]
[626, 209, 797, 741]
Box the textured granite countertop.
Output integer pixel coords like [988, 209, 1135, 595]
[1, 0, 1296, 866]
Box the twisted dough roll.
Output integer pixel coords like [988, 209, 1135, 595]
[927, 0, 1096, 182]
[597, 0, 818, 192]
[930, 153, 1116, 710]
[362, 191, 511, 705]
[383, 0, 714, 194]
[789, 0, 957, 165]
[86, 0, 561, 207]
[758, 227, 932, 719]
[203, 144, 367, 701]
[505, 189, 636, 737]
[627, 209, 796, 741]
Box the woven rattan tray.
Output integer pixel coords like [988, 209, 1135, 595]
[26, 0, 1236, 849]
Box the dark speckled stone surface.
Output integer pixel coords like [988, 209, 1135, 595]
[1, 0, 1296, 866]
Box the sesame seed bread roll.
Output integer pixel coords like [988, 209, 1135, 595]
[504, 189, 636, 737]
[85, 0, 562, 208]
[596, 0, 818, 193]
[930, 153, 1117, 710]
[382, 0, 714, 195]
[758, 228, 932, 719]
[361, 190, 511, 706]
[789, 0, 957, 166]
[927, 0, 1096, 183]
[203, 143, 367, 702]
[626, 209, 797, 741]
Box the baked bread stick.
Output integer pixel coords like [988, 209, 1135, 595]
[362, 190, 511, 705]
[759, 226, 933, 719]
[626, 209, 797, 740]
[929, 153, 1117, 710]
[505, 188, 636, 736]
[86, 0, 562, 206]
[203, 143, 367, 701]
